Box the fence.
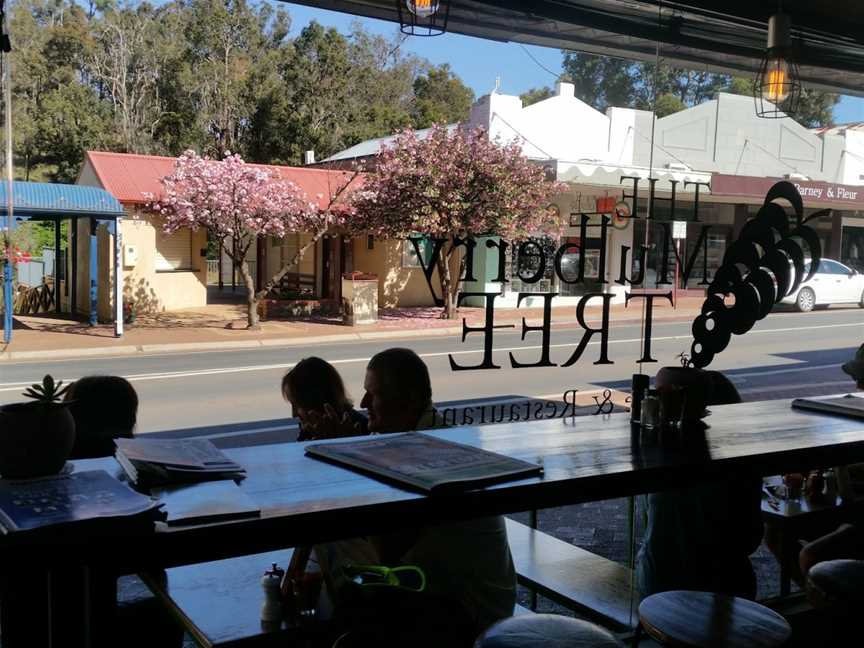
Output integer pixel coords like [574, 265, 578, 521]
[207, 259, 256, 288]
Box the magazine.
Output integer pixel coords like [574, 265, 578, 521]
[305, 432, 543, 494]
[115, 437, 245, 487]
[0, 470, 159, 533]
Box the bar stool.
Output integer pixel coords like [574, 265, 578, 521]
[474, 613, 623, 647]
[636, 591, 791, 647]
[806, 559, 864, 607]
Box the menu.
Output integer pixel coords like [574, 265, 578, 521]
[305, 432, 542, 494]
[0, 470, 159, 533]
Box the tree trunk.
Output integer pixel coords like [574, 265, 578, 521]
[238, 260, 260, 330]
[437, 251, 458, 319]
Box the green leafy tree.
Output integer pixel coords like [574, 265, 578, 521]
[724, 77, 838, 128]
[653, 93, 686, 118]
[411, 64, 474, 129]
[35, 84, 112, 182]
[563, 51, 839, 127]
[520, 86, 554, 107]
[561, 52, 640, 111]
[180, 0, 288, 157]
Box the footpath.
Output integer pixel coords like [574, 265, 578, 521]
[0, 296, 705, 362]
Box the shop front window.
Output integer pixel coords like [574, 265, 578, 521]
[841, 225, 864, 272]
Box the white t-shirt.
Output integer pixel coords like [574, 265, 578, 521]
[315, 408, 517, 632]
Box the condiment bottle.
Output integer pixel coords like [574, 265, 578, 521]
[640, 388, 660, 431]
[261, 563, 285, 622]
[631, 374, 649, 424]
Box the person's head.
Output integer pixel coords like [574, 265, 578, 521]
[360, 348, 432, 433]
[65, 375, 138, 459]
[842, 343, 864, 391]
[282, 357, 352, 423]
[702, 370, 742, 407]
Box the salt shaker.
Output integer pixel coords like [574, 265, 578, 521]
[261, 563, 285, 622]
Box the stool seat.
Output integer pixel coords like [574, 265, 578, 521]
[807, 559, 864, 605]
[638, 591, 791, 648]
[474, 613, 623, 648]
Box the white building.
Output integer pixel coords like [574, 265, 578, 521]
[323, 85, 864, 306]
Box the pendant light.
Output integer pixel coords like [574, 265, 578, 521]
[398, 0, 449, 36]
[406, 0, 439, 18]
[754, 13, 801, 118]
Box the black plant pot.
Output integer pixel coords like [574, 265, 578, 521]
[0, 402, 76, 478]
[655, 366, 709, 423]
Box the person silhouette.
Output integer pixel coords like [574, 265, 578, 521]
[636, 370, 763, 598]
[65, 375, 138, 459]
[282, 357, 368, 441]
[320, 348, 516, 648]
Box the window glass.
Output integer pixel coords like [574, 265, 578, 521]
[402, 236, 430, 268]
[155, 228, 192, 271]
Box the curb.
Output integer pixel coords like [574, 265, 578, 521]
[0, 312, 700, 362]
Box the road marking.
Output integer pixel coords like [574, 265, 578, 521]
[727, 363, 843, 381]
[0, 321, 861, 389]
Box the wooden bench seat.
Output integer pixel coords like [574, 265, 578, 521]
[505, 518, 638, 630]
[141, 549, 332, 648]
[144, 550, 535, 648]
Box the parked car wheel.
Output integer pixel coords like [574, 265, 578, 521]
[797, 287, 816, 312]
[860, 289, 864, 308]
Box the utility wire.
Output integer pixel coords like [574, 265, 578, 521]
[489, 111, 556, 160]
[518, 44, 561, 81]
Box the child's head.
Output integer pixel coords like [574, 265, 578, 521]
[842, 343, 864, 391]
[282, 357, 352, 422]
[702, 370, 742, 407]
[65, 376, 138, 459]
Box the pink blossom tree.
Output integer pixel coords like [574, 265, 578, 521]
[147, 151, 357, 329]
[353, 125, 566, 318]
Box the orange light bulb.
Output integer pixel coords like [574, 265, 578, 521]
[762, 57, 791, 103]
[406, 0, 439, 18]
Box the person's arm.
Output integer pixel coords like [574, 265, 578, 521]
[800, 524, 864, 577]
[302, 406, 365, 440]
[369, 529, 422, 565]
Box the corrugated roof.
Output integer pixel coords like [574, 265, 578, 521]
[812, 122, 864, 136]
[83, 151, 363, 209]
[322, 124, 459, 162]
[0, 181, 124, 218]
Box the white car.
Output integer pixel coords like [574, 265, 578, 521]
[780, 258, 864, 312]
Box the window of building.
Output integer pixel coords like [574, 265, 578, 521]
[841, 225, 864, 272]
[402, 236, 431, 268]
[155, 228, 193, 272]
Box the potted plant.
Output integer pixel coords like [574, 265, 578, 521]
[655, 353, 709, 423]
[123, 299, 136, 325]
[0, 375, 76, 478]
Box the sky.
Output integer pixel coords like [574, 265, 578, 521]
[282, 2, 864, 124]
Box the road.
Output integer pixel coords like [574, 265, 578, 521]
[1, 307, 862, 436]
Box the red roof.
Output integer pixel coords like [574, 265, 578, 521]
[81, 151, 363, 209]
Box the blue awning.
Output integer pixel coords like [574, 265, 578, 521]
[0, 181, 124, 219]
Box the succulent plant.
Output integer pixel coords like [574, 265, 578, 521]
[23, 375, 70, 405]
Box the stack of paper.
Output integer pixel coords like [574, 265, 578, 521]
[115, 438, 245, 488]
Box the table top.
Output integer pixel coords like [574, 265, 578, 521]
[141, 549, 331, 648]
[6, 398, 864, 571]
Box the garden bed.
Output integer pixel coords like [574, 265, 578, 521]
[257, 298, 341, 320]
